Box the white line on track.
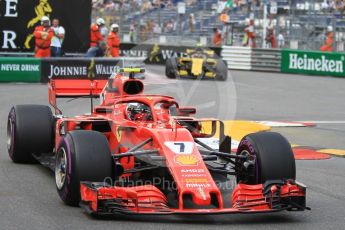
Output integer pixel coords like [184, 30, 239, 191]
[296, 121, 345, 124]
[256, 121, 345, 124]
[256, 120, 345, 127]
[255, 120, 345, 124]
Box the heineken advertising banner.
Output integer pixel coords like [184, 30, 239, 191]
[120, 43, 222, 65]
[0, 57, 41, 82]
[281, 49, 345, 77]
[0, 0, 91, 53]
[41, 58, 122, 82]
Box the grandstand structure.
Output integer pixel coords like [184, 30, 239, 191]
[92, 0, 345, 52]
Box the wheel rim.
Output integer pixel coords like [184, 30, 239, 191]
[238, 150, 257, 184]
[7, 118, 14, 152]
[55, 148, 67, 190]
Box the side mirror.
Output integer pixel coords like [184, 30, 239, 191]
[177, 120, 216, 138]
[178, 107, 196, 116]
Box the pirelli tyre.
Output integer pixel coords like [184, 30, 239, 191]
[215, 60, 228, 81]
[7, 105, 54, 163]
[236, 132, 296, 184]
[165, 58, 179, 79]
[55, 130, 112, 206]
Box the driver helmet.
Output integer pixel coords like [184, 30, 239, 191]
[126, 103, 152, 121]
[195, 43, 204, 52]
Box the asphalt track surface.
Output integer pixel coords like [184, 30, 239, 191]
[1, 66, 345, 229]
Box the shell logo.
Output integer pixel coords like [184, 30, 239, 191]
[175, 155, 199, 166]
[185, 178, 208, 183]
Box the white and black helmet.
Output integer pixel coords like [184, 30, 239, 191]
[111, 24, 119, 31]
[41, 16, 51, 26]
[96, 18, 105, 26]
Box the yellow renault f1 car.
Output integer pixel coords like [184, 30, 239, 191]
[165, 47, 228, 81]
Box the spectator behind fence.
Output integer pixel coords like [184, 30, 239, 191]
[51, 18, 65, 57]
[277, 32, 285, 48]
[321, 0, 329, 12]
[34, 16, 54, 58]
[265, 26, 277, 48]
[142, 0, 153, 12]
[85, 41, 107, 57]
[329, 0, 336, 12]
[335, 0, 345, 13]
[320, 26, 334, 52]
[153, 21, 162, 34]
[129, 22, 137, 43]
[90, 18, 105, 48]
[189, 13, 196, 32]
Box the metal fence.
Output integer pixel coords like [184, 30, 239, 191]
[91, 1, 345, 52]
[91, 0, 218, 45]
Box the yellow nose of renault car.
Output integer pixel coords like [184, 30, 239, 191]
[165, 47, 228, 81]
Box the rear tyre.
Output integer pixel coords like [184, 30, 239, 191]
[7, 105, 54, 163]
[55, 130, 112, 206]
[165, 58, 179, 79]
[236, 132, 296, 184]
[215, 60, 228, 81]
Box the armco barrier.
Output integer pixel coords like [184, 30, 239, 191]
[221, 46, 345, 77]
[221, 46, 281, 72]
[221, 46, 252, 70]
[0, 57, 41, 82]
[251, 48, 281, 72]
[281, 49, 345, 77]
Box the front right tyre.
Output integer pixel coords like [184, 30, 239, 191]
[236, 131, 296, 184]
[165, 58, 179, 79]
[215, 60, 228, 81]
[55, 130, 113, 206]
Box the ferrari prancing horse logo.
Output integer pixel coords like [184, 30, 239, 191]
[115, 127, 121, 142]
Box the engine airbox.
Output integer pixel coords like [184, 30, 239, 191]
[123, 80, 144, 95]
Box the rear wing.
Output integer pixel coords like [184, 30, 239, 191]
[49, 79, 107, 98]
[48, 79, 108, 115]
[47, 57, 145, 114]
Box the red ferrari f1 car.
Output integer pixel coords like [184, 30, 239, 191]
[7, 67, 308, 216]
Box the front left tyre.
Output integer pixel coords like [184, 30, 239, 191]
[7, 105, 54, 163]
